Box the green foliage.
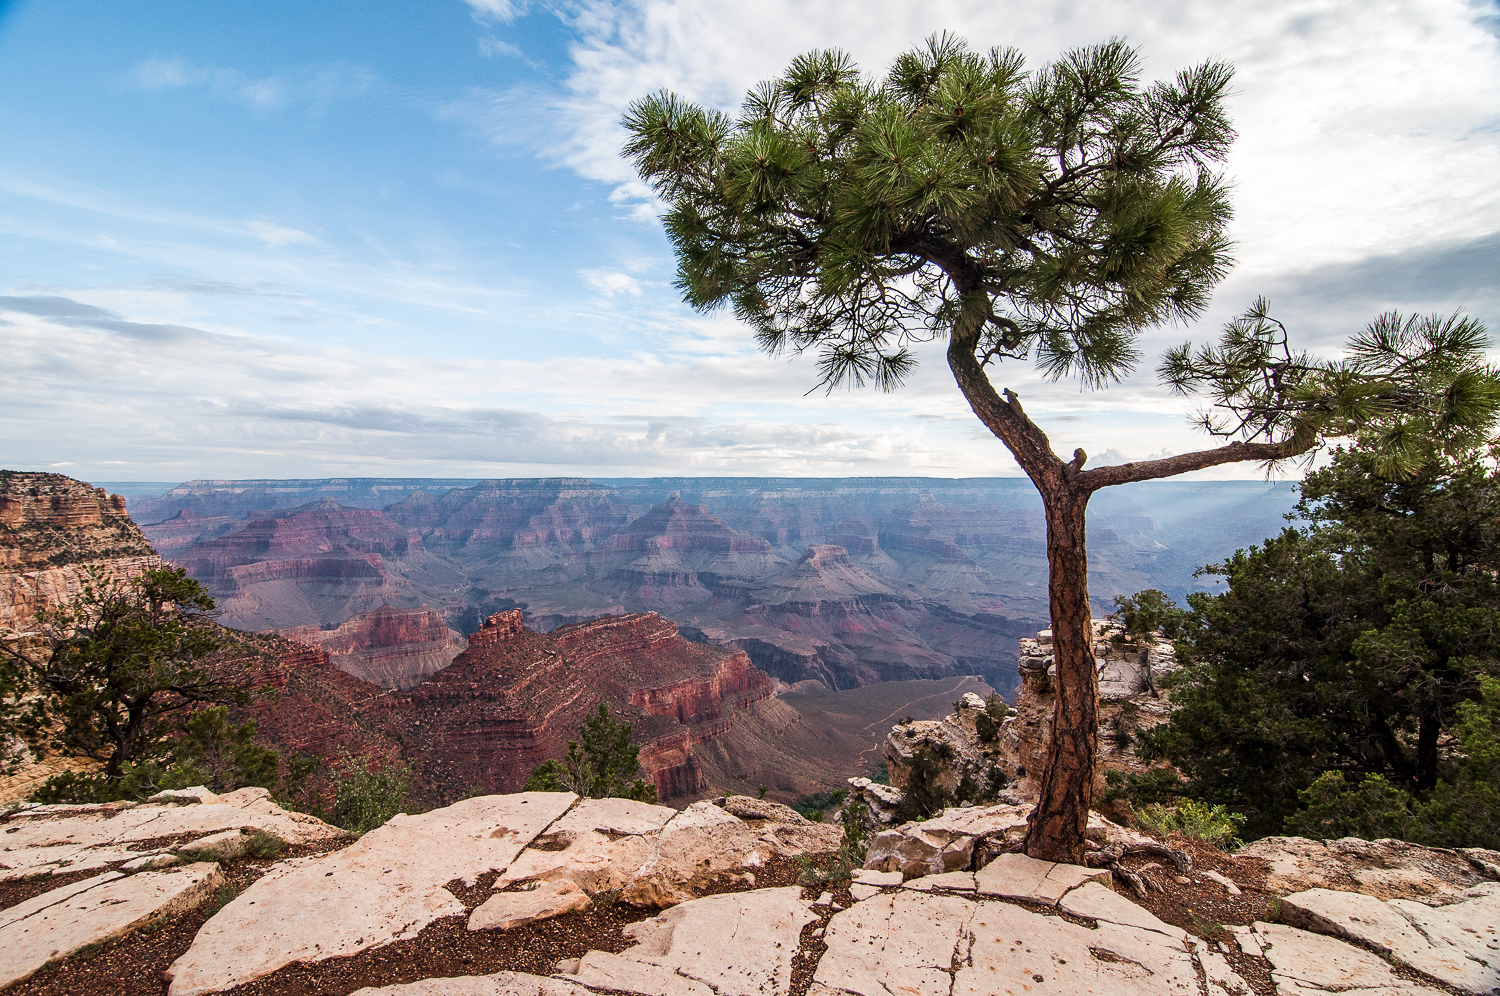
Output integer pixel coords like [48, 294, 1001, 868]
[329, 754, 411, 835]
[869, 758, 890, 785]
[796, 797, 875, 886]
[795, 788, 846, 821]
[1132, 799, 1244, 848]
[158, 706, 280, 794]
[243, 829, 286, 860]
[757, 784, 768, 800]
[1101, 768, 1185, 809]
[974, 693, 1010, 743]
[1145, 444, 1500, 841]
[625, 34, 1238, 393]
[1109, 589, 1186, 645]
[521, 704, 658, 803]
[0, 566, 254, 784]
[893, 743, 954, 823]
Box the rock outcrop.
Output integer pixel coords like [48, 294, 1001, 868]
[0, 471, 153, 571]
[377, 610, 777, 801]
[278, 604, 467, 689]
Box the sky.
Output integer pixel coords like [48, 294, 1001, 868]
[0, 0, 1497, 483]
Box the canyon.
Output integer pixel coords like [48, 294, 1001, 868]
[133, 475, 1298, 696]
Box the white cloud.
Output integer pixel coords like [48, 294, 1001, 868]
[479, 36, 523, 57]
[247, 220, 317, 248]
[124, 58, 376, 114]
[463, 0, 527, 23]
[579, 268, 643, 296]
[541, 0, 1500, 277]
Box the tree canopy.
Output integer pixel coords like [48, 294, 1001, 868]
[0, 566, 254, 784]
[624, 32, 1500, 861]
[1143, 444, 1500, 843]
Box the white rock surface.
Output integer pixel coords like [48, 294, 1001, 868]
[1237, 835, 1496, 901]
[1202, 869, 1243, 895]
[349, 971, 594, 995]
[1282, 884, 1500, 993]
[1253, 921, 1445, 995]
[1059, 881, 1186, 939]
[566, 886, 814, 996]
[973, 852, 1111, 904]
[814, 890, 974, 996]
[0, 862, 223, 989]
[0, 787, 343, 881]
[902, 870, 976, 892]
[851, 868, 903, 888]
[165, 792, 577, 996]
[468, 879, 590, 932]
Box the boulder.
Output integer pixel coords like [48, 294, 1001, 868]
[468, 879, 590, 932]
[165, 792, 577, 996]
[717, 795, 810, 824]
[619, 874, 692, 909]
[565, 886, 815, 996]
[0, 862, 224, 989]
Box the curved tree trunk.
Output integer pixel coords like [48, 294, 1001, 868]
[1023, 488, 1099, 863]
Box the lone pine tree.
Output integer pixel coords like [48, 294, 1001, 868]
[623, 34, 1500, 861]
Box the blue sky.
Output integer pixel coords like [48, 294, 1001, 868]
[1, 0, 1497, 481]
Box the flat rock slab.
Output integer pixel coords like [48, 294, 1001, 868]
[349, 971, 593, 995]
[1060, 881, 1186, 939]
[903, 871, 976, 892]
[0, 787, 344, 881]
[566, 886, 814, 996]
[1237, 835, 1495, 901]
[545, 797, 676, 837]
[973, 852, 1110, 904]
[1253, 921, 1445, 995]
[0, 862, 223, 989]
[1283, 885, 1500, 993]
[165, 791, 577, 996]
[814, 888, 1202, 996]
[469, 879, 590, 932]
[851, 869, 902, 888]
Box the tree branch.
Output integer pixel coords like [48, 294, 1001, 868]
[1077, 438, 1313, 491]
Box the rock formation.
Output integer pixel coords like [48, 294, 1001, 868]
[10, 784, 1496, 996]
[383, 478, 630, 559]
[277, 604, 467, 689]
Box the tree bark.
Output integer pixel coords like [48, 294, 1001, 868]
[941, 304, 1317, 864]
[1026, 488, 1100, 862]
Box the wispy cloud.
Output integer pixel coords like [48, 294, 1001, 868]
[126, 57, 378, 114]
[247, 220, 318, 248]
[463, 0, 530, 23]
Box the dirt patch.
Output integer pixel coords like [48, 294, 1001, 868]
[0, 868, 110, 913]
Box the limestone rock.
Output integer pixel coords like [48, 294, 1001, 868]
[566, 886, 814, 996]
[848, 883, 881, 901]
[902, 871, 975, 892]
[1059, 881, 1185, 939]
[1281, 885, 1500, 993]
[1202, 869, 1242, 895]
[349, 972, 594, 995]
[0, 862, 223, 989]
[814, 890, 974, 996]
[175, 827, 257, 862]
[619, 874, 692, 909]
[1252, 920, 1445, 995]
[1237, 835, 1499, 900]
[468, 879, 590, 932]
[717, 795, 810, 823]
[844, 777, 904, 823]
[164, 792, 577, 996]
[0, 789, 344, 882]
[973, 852, 1111, 905]
[851, 868, 902, 888]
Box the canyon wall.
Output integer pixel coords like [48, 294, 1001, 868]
[277, 605, 466, 690]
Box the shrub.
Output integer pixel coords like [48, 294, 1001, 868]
[1133, 799, 1244, 848]
[522, 704, 658, 803]
[329, 755, 411, 835]
[893, 743, 954, 823]
[1109, 589, 1187, 645]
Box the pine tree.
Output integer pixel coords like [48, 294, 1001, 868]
[623, 34, 1500, 860]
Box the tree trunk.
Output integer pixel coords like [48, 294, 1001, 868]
[1024, 488, 1099, 863]
[1416, 710, 1439, 792]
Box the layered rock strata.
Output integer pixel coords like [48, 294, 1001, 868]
[277, 604, 466, 689]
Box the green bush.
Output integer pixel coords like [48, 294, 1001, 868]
[1109, 589, 1187, 645]
[329, 756, 411, 835]
[1133, 799, 1245, 848]
[893, 743, 953, 823]
[522, 704, 658, 803]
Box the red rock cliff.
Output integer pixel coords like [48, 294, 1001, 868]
[278, 605, 466, 690]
